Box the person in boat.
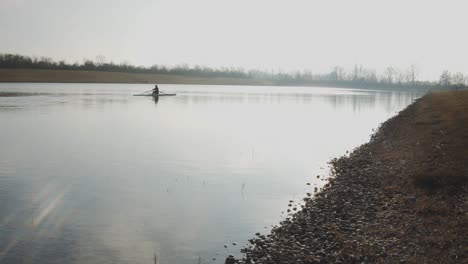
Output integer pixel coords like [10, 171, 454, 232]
[152, 85, 159, 95]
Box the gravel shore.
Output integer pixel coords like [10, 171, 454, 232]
[234, 90, 468, 264]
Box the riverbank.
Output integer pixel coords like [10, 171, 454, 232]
[0, 69, 437, 91]
[238, 90, 468, 263]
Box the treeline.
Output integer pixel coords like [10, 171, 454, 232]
[0, 54, 251, 79]
[0, 53, 466, 89]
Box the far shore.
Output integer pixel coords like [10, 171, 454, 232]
[0, 68, 273, 86]
[0, 68, 435, 91]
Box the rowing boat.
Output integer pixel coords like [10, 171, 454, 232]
[133, 93, 177, 97]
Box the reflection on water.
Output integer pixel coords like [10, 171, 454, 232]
[153, 96, 159, 105]
[0, 83, 425, 264]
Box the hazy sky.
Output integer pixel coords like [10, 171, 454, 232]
[1, 0, 467, 80]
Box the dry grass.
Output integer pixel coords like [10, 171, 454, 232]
[375, 90, 468, 193]
[410, 91, 468, 193]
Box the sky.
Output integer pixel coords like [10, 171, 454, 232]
[1, 0, 467, 80]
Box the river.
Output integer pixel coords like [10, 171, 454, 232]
[0, 83, 423, 264]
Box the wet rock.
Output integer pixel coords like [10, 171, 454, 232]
[225, 255, 236, 264]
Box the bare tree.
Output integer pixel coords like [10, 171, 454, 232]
[451, 72, 465, 89]
[335, 66, 345, 81]
[361, 69, 377, 82]
[351, 65, 364, 81]
[329, 66, 345, 81]
[95, 55, 106, 66]
[408, 64, 418, 86]
[384, 66, 396, 84]
[439, 70, 451, 87]
[396, 69, 406, 85]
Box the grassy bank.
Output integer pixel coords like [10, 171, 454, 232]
[373, 90, 468, 193]
[239, 90, 468, 263]
[0, 68, 273, 85]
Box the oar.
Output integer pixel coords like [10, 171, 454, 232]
[142, 89, 153, 94]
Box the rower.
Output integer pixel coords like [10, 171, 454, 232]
[152, 85, 159, 95]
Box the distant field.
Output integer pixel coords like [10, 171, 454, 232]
[0, 69, 273, 85]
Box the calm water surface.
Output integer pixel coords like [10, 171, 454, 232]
[0, 83, 423, 264]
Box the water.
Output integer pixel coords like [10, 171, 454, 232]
[0, 83, 423, 264]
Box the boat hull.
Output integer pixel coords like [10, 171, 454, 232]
[133, 93, 176, 96]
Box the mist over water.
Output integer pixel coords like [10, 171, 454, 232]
[0, 83, 423, 264]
